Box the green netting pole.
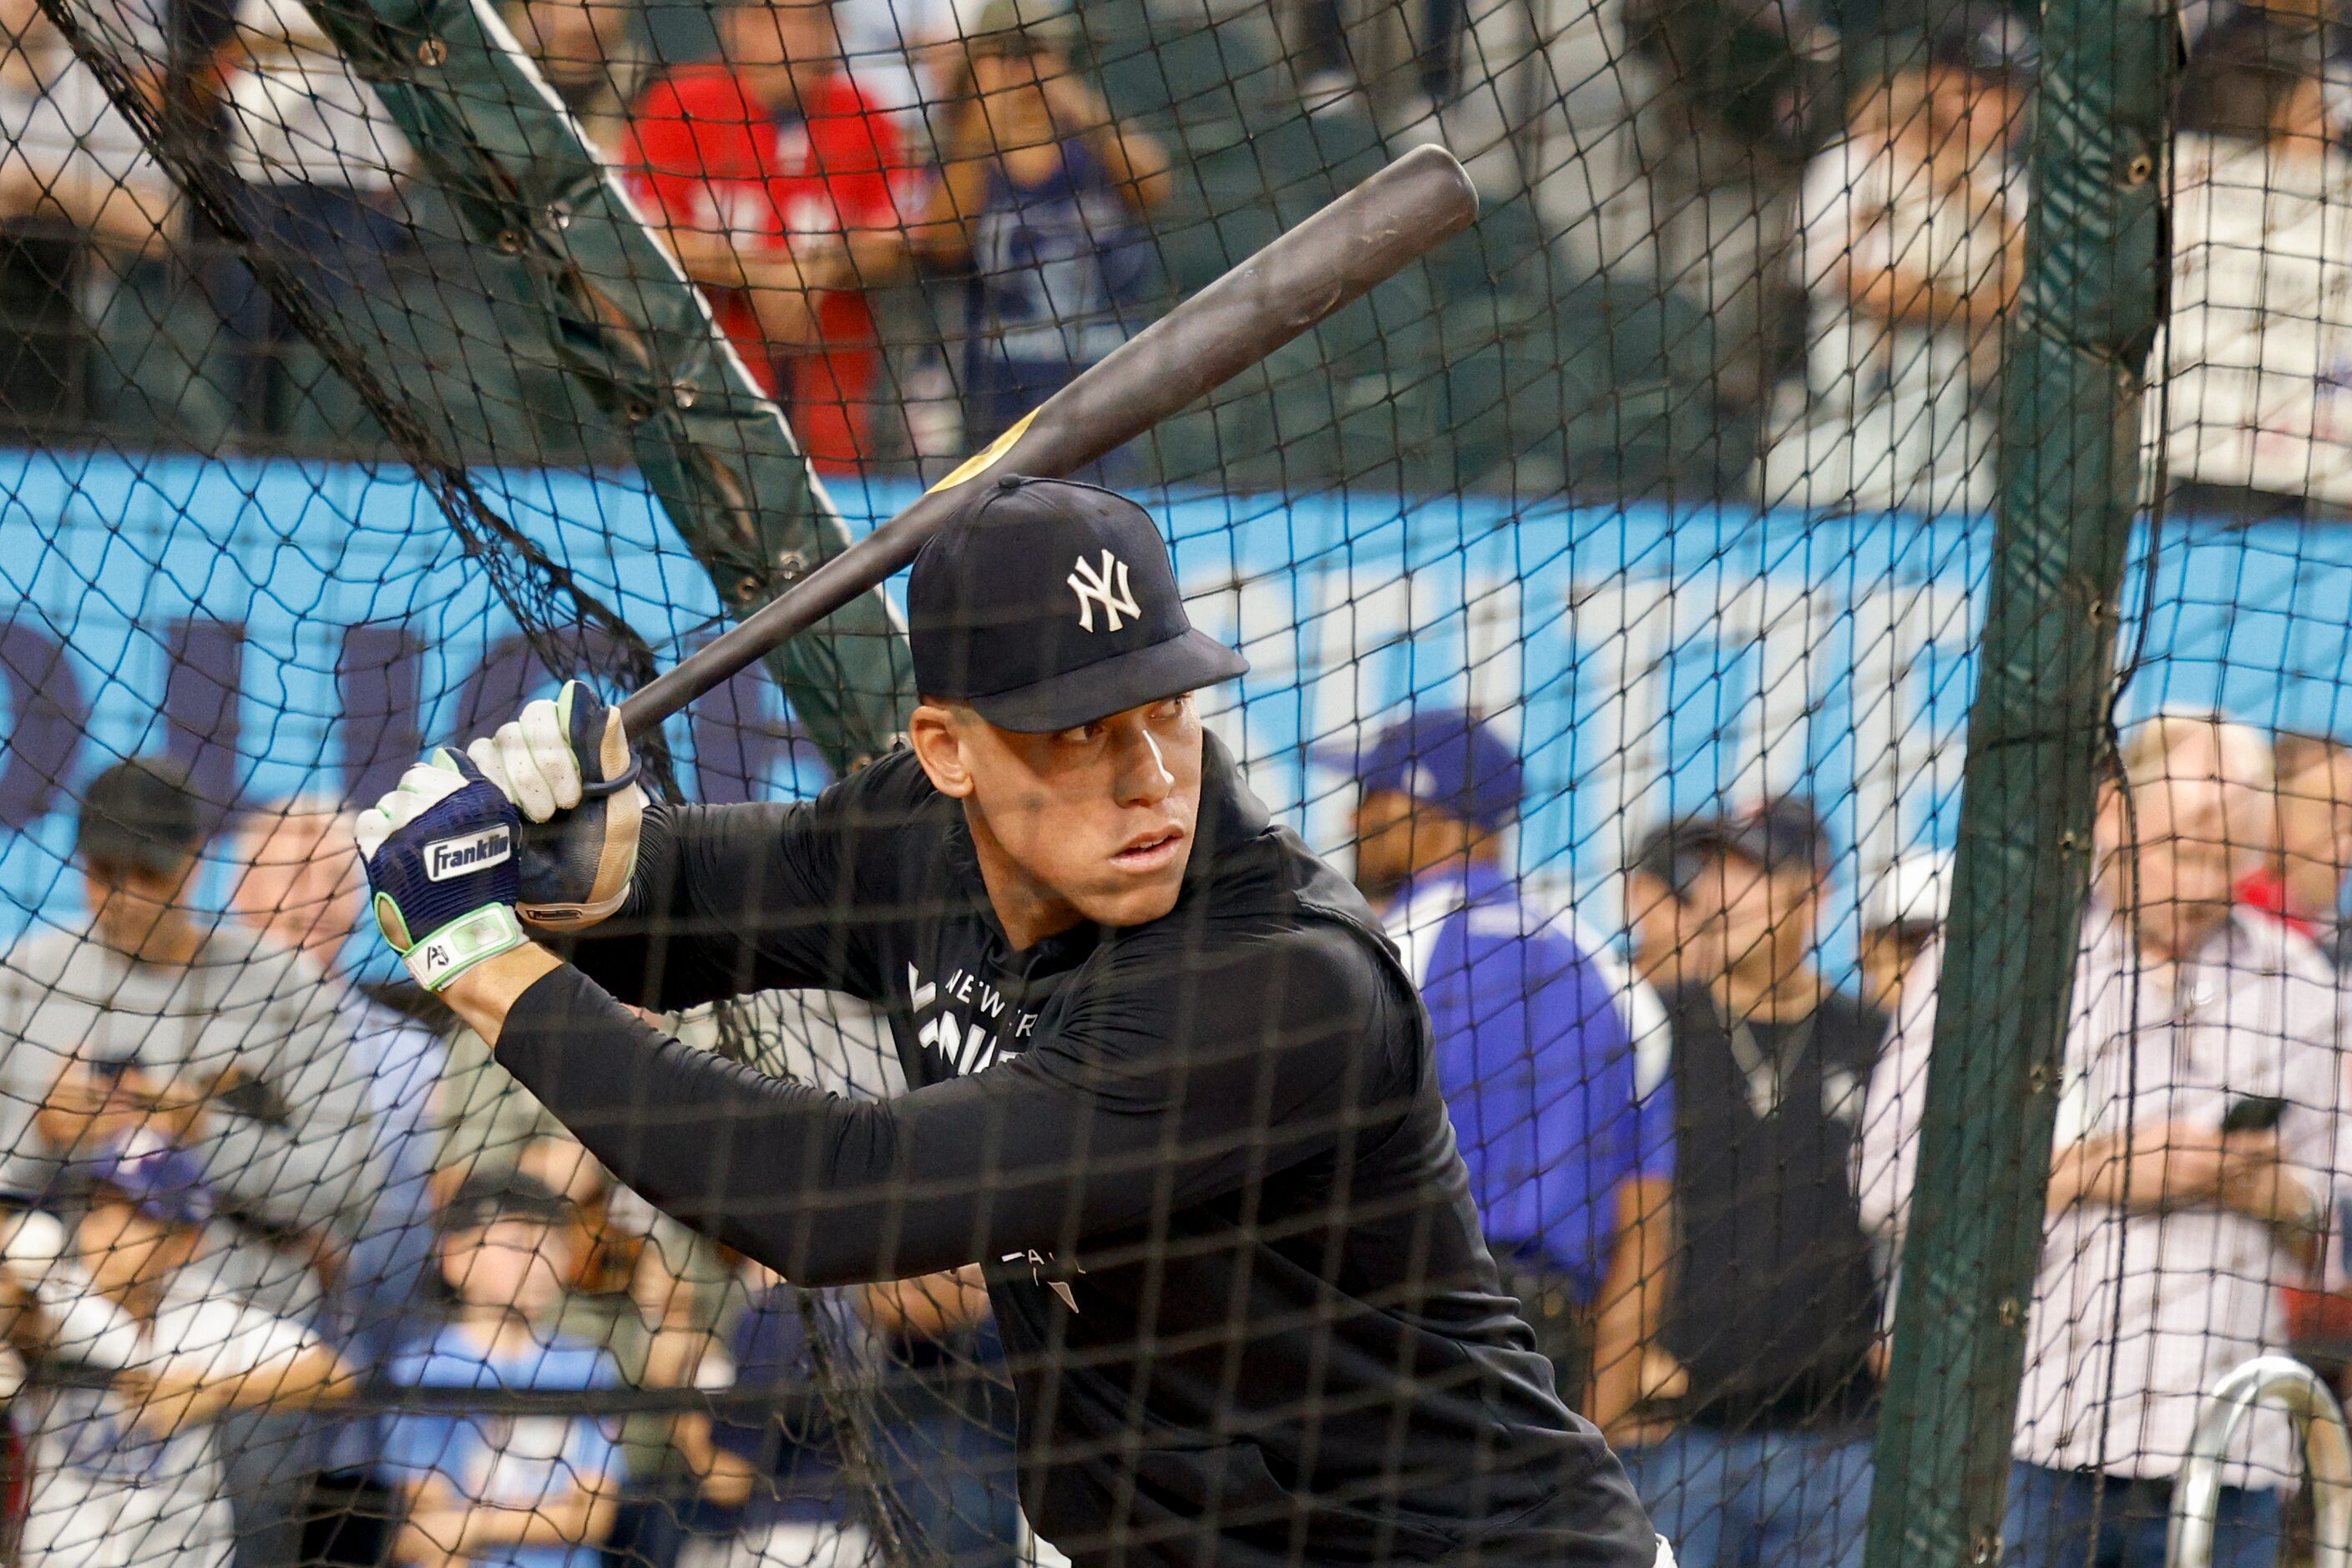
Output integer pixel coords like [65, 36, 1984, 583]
[296, 0, 913, 772]
[1859, 2, 2169, 1566]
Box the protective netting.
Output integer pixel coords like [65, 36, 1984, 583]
[0, 0, 2345, 1565]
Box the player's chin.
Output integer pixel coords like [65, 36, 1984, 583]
[1084, 851, 1192, 928]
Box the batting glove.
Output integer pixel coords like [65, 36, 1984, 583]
[356, 751, 530, 992]
[464, 680, 644, 932]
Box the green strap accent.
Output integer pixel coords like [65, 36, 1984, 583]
[402, 903, 531, 992]
[296, 0, 913, 771]
[1862, 3, 2171, 1567]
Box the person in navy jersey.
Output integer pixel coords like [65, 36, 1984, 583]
[916, 0, 1171, 472]
[1350, 707, 1676, 1430]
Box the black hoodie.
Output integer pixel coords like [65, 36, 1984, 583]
[495, 733, 1653, 1567]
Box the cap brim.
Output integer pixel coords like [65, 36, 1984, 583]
[965, 629, 1248, 733]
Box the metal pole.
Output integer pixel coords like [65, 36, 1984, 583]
[2167, 1355, 2352, 1568]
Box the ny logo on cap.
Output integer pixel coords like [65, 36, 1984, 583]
[1067, 550, 1142, 634]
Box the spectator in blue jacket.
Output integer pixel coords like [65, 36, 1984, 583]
[1350, 706, 1676, 1426]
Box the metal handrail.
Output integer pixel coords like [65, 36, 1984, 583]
[2167, 1354, 2352, 1568]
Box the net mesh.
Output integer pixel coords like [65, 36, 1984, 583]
[0, 0, 2342, 1564]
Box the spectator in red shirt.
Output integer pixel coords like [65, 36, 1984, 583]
[622, 0, 915, 469]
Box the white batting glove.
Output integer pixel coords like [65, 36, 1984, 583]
[464, 680, 644, 931]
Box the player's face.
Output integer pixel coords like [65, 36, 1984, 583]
[930, 695, 1203, 944]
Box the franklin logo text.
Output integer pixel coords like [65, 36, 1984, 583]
[425, 826, 513, 882]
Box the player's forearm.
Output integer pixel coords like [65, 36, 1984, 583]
[478, 959, 916, 1282]
[545, 798, 850, 1013]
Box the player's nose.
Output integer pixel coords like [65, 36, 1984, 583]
[1109, 720, 1175, 809]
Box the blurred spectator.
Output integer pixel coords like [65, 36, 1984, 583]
[831, 0, 968, 124]
[506, 1136, 736, 1515]
[379, 1170, 625, 1568]
[1622, 0, 1843, 407]
[684, 1265, 873, 1568]
[0, 1178, 140, 1398]
[914, 0, 1167, 468]
[213, 0, 414, 423]
[1351, 708, 1675, 1424]
[859, 1267, 1023, 1567]
[623, 0, 916, 470]
[18, 1146, 351, 1568]
[2238, 730, 2352, 957]
[2179, 8, 2331, 146]
[1857, 849, 1950, 1015]
[226, 796, 455, 1565]
[2162, 12, 2349, 520]
[1616, 797, 1886, 1568]
[0, 0, 175, 430]
[1625, 817, 1720, 999]
[1862, 713, 2342, 1568]
[228, 797, 447, 1318]
[505, 0, 646, 154]
[1763, 45, 2026, 514]
[0, 757, 388, 1251]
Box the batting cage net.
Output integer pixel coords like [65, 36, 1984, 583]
[0, 0, 2344, 1564]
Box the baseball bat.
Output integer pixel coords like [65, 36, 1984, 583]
[615, 142, 1479, 736]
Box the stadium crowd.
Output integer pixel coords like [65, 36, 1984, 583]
[0, 698, 2343, 1568]
[0, 0, 2344, 1561]
[0, 0, 2337, 509]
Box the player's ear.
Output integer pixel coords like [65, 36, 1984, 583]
[909, 701, 978, 800]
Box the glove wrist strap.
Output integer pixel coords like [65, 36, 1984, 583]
[402, 905, 529, 992]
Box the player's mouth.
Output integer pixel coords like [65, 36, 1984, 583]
[1110, 828, 1186, 873]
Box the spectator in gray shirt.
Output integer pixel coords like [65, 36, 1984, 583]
[0, 756, 387, 1248]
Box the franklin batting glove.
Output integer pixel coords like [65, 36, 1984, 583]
[356, 751, 529, 992]
[465, 680, 644, 932]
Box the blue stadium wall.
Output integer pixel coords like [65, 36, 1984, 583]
[2, 448, 2347, 968]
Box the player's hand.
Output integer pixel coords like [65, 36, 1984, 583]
[464, 680, 643, 932]
[356, 751, 531, 993]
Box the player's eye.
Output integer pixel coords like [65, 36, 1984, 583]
[1057, 721, 1101, 745]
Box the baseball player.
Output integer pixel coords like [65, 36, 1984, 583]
[354, 477, 1659, 1566]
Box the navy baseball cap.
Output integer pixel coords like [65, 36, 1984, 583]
[908, 477, 1247, 732]
[1355, 708, 1524, 834]
[1630, 816, 1716, 895]
[1685, 797, 1834, 877]
[78, 756, 206, 878]
[89, 1141, 216, 1230]
[437, 1170, 573, 1235]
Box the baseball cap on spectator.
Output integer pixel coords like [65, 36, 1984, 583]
[1864, 850, 1954, 934]
[1353, 708, 1524, 835]
[77, 756, 207, 879]
[88, 1141, 216, 1231]
[436, 1170, 574, 1236]
[1630, 816, 1717, 896]
[1682, 797, 1834, 878]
